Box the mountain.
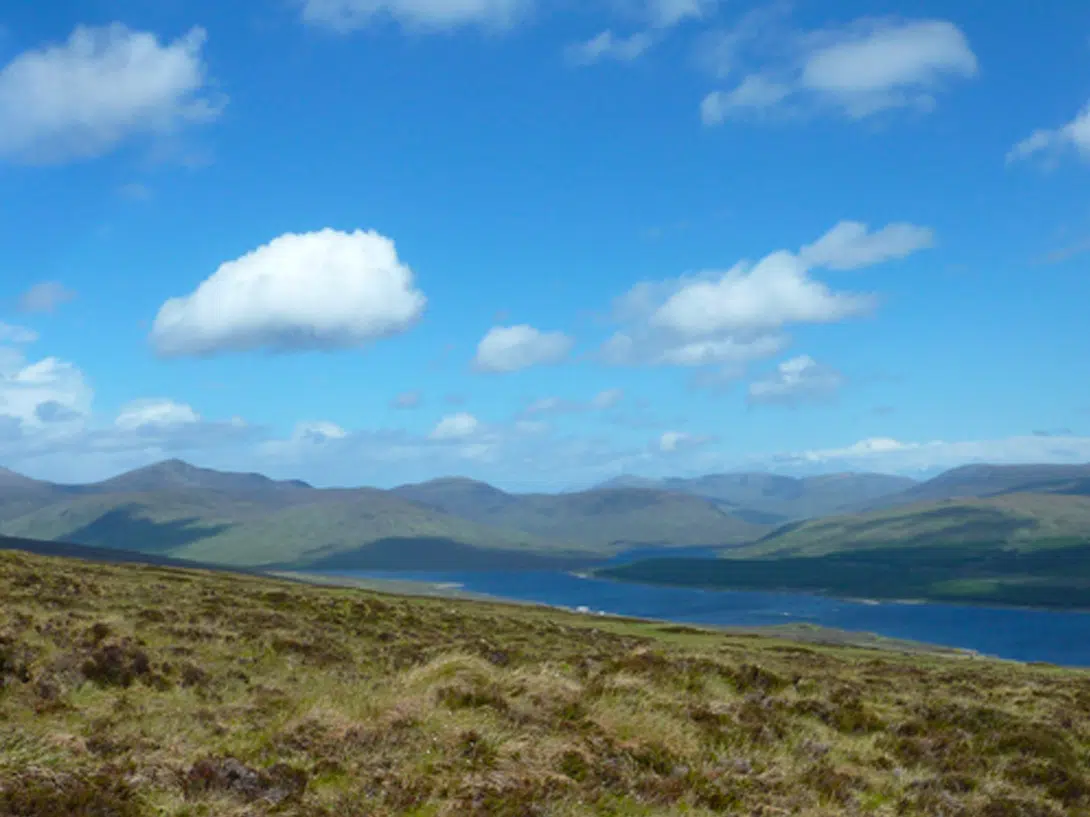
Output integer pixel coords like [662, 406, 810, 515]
[392, 479, 766, 547]
[732, 492, 1090, 559]
[595, 471, 918, 522]
[0, 460, 767, 570]
[861, 463, 1090, 511]
[86, 458, 315, 498]
[600, 492, 1090, 610]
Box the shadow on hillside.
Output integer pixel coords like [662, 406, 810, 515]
[66, 507, 232, 553]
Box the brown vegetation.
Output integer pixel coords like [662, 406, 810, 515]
[1, 550, 1089, 816]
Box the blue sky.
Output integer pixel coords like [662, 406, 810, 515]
[1, 0, 1088, 489]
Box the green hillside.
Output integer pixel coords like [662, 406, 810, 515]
[860, 463, 1090, 511]
[732, 493, 1090, 559]
[599, 493, 1090, 609]
[393, 479, 767, 547]
[0, 462, 766, 569]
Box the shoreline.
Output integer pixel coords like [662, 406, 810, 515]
[278, 569, 988, 662]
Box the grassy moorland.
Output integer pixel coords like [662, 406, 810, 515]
[3, 550, 1090, 816]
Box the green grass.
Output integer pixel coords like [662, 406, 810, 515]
[733, 493, 1090, 559]
[3, 549, 1090, 816]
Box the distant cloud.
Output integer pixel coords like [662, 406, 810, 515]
[646, 0, 718, 29]
[19, 281, 75, 313]
[701, 17, 977, 125]
[392, 391, 422, 409]
[430, 412, 480, 440]
[151, 228, 426, 357]
[590, 388, 624, 409]
[0, 348, 92, 433]
[658, 430, 689, 452]
[799, 221, 935, 270]
[0, 322, 38, 344]
[119, 182, 152, 200]
[519, 388, 624, 418]
[747, 355, 844, 406]
[0, 24, 221, 164]
[473, 324, 573, 373]
[300, 0, 529, 32]
[1007, 102, 1090, 165]
[778, 434, 1090, 473]
[114, 398, 200, 431]
[566, 30, 653, 66]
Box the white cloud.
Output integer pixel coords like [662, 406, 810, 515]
[700, 75, 791, 124]
[1007, 102, 1090, 165]
[520, 388, 624, 418]
[658, 430, 688, 452]
[0, 24, 221, 164]
[747, 355, 844, 405]
[567, 30, 653, 65]
[602, 219, 929, 377]
[473, 324, 573, 373]
[0, 350, 92, 433]
[301, 0, 528, 32]
[782, 434, 1090, 474]
[647, 0, 717, 28]
[151, 228, 427, 357]
[392, 391, 422, 409]
[115, 398, 200, 431]
[650, 252, 873, 336]
[430, 412, 480, 440]
[799, 220, 935, 270]
[295, 421, 348, 442]
[590, 388, 624, 409]
[702, 17, 977, 124]
[0, 323, 39, 344]
[18, 281, 75, 314]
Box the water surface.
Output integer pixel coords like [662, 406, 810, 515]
[321, 566, 1090, 667]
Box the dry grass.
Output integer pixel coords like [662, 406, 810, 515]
[2, 549, 1089, 816]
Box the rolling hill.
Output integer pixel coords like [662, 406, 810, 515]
[0, 461, 769, 569]
[597, 471, 918, 522]
[731, 492, 1090, 559]
[859, 463, 1090, 510]
[391, 478, 766, 547]
[600, 491, 1090, 609]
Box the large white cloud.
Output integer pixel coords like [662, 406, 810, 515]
[0, 24, 220, 164]
[151, 229, 427, 357]
[301, 0, 528, 31]
[649, 252, 872, 336]
[1007, 102, 1090, 165]
[600, 220, 932, 377]
[747, 355, 844, 405]
[473, 325, 573, 373]
[701, 17, 977, 124]
[799, 221, 935, 270]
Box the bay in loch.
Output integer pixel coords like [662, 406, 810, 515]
[317, 552, 1090, 668]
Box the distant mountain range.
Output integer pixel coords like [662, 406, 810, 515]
[595, 472, 918, 523]
[1, 458, 1088, 574]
